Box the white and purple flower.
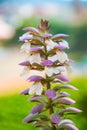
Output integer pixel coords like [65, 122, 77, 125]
[19, 20, 81, 130]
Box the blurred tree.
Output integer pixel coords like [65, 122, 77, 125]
[72, 24, 87, 54]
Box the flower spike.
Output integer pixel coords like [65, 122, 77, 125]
[19, 19, 82, 130]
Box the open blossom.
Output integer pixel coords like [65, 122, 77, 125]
[48, 54, 58, 62]
[29, 82, 43, 95]
[48, 51, 69, 65]
[27, 53, 41, 64]
[45, 39, 69, 51]
[19, 20, 81, 130]
[56, 51, 68, 63]
[59, 40, 69, 49]
[45, 39, 58, 51]
[44, 66, 65, 77]
[21, 42, 30, 53]
[21, 68, 45, 80]
[20, 67, 30, 80]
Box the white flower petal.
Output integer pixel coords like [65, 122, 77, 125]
[27, 53, 41, 64]
[44, 67, 54, 77]
[64, 62, 72, 73]
[44, 66, 65, 77]
[21, 42, 30, 53]
[48, 54, 58, 62]
[56, 51, 68, 63]
[55, 66, 65, 74]
[29, 82, 43, 95]
[21, 68, 45, 80]
[45, 39, 58, 51]
[59, 40, 69, 49]
[20, 67, 30, 80]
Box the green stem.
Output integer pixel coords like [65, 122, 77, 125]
[47, 81, 56, 130]
[44, 39, 56, 130]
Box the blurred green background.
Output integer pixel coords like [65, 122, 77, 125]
[0, 0, 87, 130]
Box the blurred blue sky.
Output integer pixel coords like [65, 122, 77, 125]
[0, 0, 87, 6]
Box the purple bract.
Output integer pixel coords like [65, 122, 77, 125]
[55, 74, 70, 82]
[30, 104, 44, 114]
[45, 89, 56, 99]
[58, 97, 75, 105]
[19, 61, 30, 66]
[43, 33, 52, 38]
[20, 88, 29, 95]
[27, 75, 43, 82]
[50, 114, 61, 124]
[42, 60, 53, 66]
[30, 47, 42, 52]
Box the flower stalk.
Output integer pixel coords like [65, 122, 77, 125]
[19, 19, 82, 130]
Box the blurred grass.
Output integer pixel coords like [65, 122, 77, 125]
[0, 77, 87, 130]
[0, 94, 37, 130]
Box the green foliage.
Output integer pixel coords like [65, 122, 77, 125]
[72, 24, 87, 53]
[66, 77, 87, 130]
